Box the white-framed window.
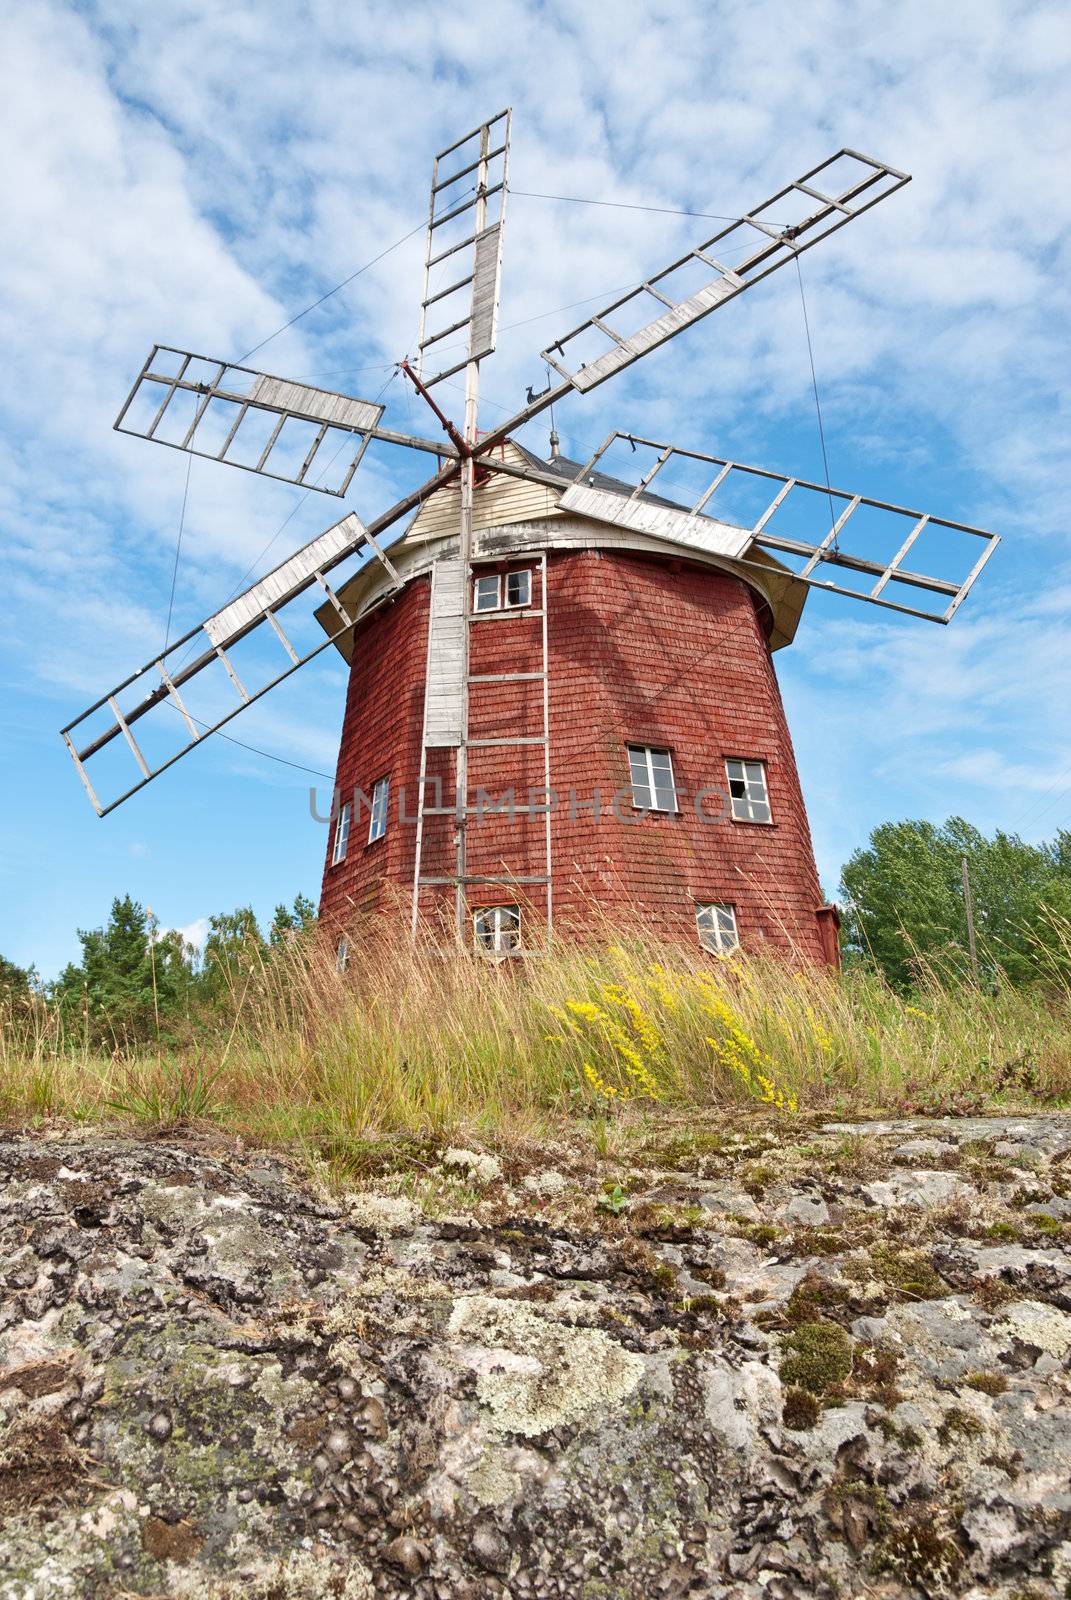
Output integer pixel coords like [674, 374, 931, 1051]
[474, 904, 521, 954]
[472, 569, 532, 613]
[474, 574, 500, 612]
[696, 903, 739, 955]
[726, 759, 771, 824]
[331, 799, 352, 865]
[336, 934, 350, 973]
[368, 777, 389, 843]
[505, 568, 532, 608]
[626, 744, 677, 812]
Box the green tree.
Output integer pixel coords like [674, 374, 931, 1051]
[841, 817, 1071, 988]
[53, 895, 195, 1043]
[0, 953, 33, 1009]
[200, 906, 266, 1002]
[269, 893, 317, 947]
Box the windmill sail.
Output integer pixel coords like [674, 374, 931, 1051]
[535, 150, 908, 397]
[61, 511, 404, 816]
[559, 433, 999, 623]
[114, 346, 389, 495]
[414, 109, 511, 387]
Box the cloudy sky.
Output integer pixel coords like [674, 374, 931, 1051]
[2, 0, 1069, 976]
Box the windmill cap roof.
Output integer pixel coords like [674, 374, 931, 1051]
[314, 437, 808, 655]
[508, 441, 691, 511]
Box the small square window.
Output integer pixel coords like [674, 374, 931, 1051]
[336, 934, 350, 973]
[331, 800, 352, 865]
[368, 777, 389, 843]
[726, 759, 771, 823]
[696, 903, 739, 955]
[626, 744, 677, 812]
[474, 904, 521, 954]
[505, 569, 532, 608]
[474, 574, 500, 612]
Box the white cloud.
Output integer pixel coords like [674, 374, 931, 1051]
[171, 915, 209, 951]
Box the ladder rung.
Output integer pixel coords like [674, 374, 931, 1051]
[467, 671, 546, 683]
[422, 273, 474, 309]
[419, 315, 470, 352]
[429, 180, 505, 233]
[432, 141, 508, 194]
[421, 805, 551, 817]
[418, 874, 550, 887]
[467, 736, 547, 747]
[427, 229, 479, 270]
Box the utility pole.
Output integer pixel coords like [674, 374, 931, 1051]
[146, 904, 161, 1041]
[961, 857, 980, 986]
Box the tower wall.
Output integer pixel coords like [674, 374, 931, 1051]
[320, 547, 831, 963]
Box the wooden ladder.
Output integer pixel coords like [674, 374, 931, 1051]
[411, 549, 553, 948]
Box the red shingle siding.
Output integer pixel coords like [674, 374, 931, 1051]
[320, 548, 830, 963]
[319, 580, 430, 928]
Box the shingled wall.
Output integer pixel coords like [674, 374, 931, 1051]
[320, 548, 833, 964]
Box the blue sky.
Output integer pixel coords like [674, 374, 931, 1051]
[2, 0, 1069, 977]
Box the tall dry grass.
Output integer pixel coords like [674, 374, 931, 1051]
[2, 918, 1069, 1165]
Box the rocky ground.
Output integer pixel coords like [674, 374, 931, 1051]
[1, 1113, 1070, 1600]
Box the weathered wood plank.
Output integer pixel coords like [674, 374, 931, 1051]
[423, 556, 466, 748]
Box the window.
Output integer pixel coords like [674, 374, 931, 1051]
[473, 570, 532, 612]
[474, 574, 500, 612]
[696, 903, 739, 955]
[368, 777, 389, 843]
[505, 569, 532, 608]
[336, 934, 350, 973]
[474, 904, 521, 954]
[626, 744, 677, 812]
[726, 759, 771, 823]
[331, 800, 352, 865]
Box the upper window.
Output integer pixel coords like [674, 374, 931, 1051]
[506, 569, 532, 608]
[472, 570, 533, 613]
[331, 800, 352, 865]
[474, 904, 521, 954]
[726, 759, 771, 823]
[368, 777, 389, 843]
[473, 574, 500, 612]
[627, 744, 677, 812]
[696, 903, 739, 955]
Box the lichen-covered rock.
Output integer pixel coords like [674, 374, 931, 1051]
[2, 1113, 1070, 1597]
[446, 1293, 645, 1436]
[443, 1148, 504, 1187]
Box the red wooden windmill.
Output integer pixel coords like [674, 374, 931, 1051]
[63, 111, 999, 963]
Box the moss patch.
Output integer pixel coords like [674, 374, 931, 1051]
[142, 1515, 204, 1561]
[779, 1321, 854, 1396]
[782, 1386, 820, 1431]
[782, 1272, 858, 1329]
[872, 1512, 964, 1593]
[973, 1273, 1019, 1310]
[965, 1371, 1008, 1396]
[936, 1405, 985, 1445]
[0, 1412, 95, 1515]
[855, 1243, 947, 1300]
[847, 1342, 902, 1407]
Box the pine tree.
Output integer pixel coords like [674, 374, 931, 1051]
[269, 893, 318, 947]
